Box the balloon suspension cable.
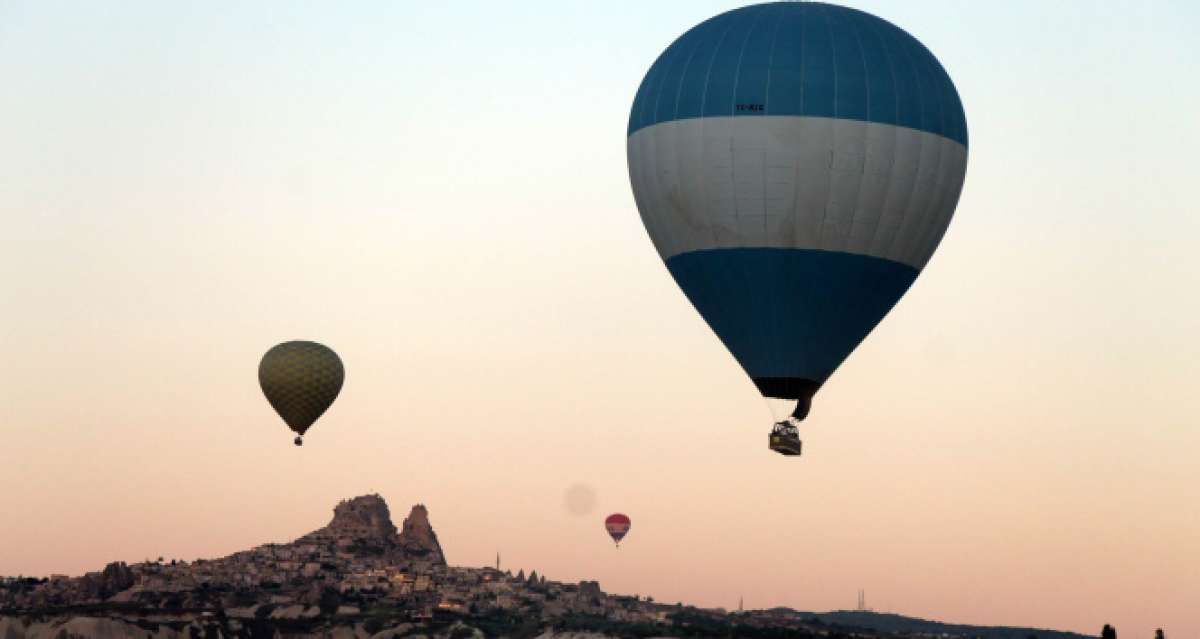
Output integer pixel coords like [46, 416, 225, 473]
[771, 419, 800, 435]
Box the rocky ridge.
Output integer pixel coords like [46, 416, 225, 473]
[299, 494, 446, 566]
[328, 494, 398, 539]
[0, 495, 1094, 639]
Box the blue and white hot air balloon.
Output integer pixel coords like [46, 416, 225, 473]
[627, 2, 968, 456]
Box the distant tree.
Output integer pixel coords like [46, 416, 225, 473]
[317, 586, 341, 616]
[1155, 630, 1165, 639]
[1102, 624, 1117, 639]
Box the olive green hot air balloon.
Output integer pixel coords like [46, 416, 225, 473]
[258, 341, 344, 446]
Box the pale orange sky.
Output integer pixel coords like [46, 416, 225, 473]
[1, 1, 1198, 638]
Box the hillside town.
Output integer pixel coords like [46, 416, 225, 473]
[0, 495, 722, 637]
[0, 495, 1096, 639]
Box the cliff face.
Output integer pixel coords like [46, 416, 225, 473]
[396, 504, 445, 566]
[296, 495, 445, 566]
[327, 494, 397, 540]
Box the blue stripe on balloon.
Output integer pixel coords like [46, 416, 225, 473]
[665, 247, 918, 384]
[628, 2, 968, 147]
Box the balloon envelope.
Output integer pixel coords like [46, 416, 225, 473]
[258, 341, 344, 439]
[605, 513, 631, 545]
[627, 2, 968, 419]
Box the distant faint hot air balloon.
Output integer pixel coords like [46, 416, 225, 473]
[258, 341, 344, 446]
[627, 2, 968, 456]
[605, 513, 631, 547]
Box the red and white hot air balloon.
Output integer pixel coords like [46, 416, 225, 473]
[605, 513, 631, 547]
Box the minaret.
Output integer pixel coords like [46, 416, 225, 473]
[738, 595, 744, 612]
[496, 552, 500, 571]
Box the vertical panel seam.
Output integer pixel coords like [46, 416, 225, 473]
[842, 12, 873, 247]
[815, 4, 838, 248]
[879, 23, 928, 261]
[861, 16, 902, 254]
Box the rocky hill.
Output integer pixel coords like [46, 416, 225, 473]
[396, 504, 445, 565]
[298, 494, 445, 566]
[325, 494, 398, 539]
[0, 495, 1093, 639]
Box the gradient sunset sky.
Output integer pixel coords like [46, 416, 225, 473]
[1, 1, 1197, 637]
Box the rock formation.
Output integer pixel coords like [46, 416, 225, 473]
[396, 504, 445, 566]
[296, 495, 445, 566]
[327, 494, 397, 540]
